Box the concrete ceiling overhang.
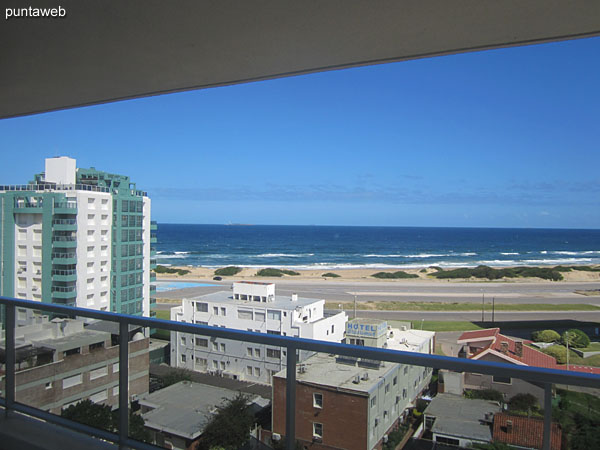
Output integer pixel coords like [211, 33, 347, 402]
[2, 0, 600, 119]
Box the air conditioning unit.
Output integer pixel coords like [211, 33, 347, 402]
[32, 286, 38, 291]
[361, 372, 369, 381]
[271, 434, 281, 442]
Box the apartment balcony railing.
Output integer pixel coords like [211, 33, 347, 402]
[150, 221, 157, 231]
[0, 295, 598, 450]
[0, 184, 110, 193]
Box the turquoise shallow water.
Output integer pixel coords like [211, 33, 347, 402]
[155, 281, 217, 292]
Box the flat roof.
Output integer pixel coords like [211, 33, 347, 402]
[139, 381, 267, 439]
[30, 330, 110, 353]
[424, 393, 502, 442]
[187, 290, 321, 311]
[274, 352, 396, 394]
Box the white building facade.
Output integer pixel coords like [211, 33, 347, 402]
[0, 157, 155, 319]
[171, 281, 348, 384]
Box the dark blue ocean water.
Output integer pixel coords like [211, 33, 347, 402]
[155, 224, 600, 269]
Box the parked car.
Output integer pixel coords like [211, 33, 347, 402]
[213, 276, 222, 281]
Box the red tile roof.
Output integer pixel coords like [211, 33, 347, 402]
[556, 364, 600, 375]
[457, 328, 500, 342]
[493, 413, 561, 450]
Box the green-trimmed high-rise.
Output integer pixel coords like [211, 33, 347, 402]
[0, 157, 156, 322]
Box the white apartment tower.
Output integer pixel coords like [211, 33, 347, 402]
[0, 157, 156, 319]
[171, 281, 348, 384]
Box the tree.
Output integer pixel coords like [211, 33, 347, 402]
[61, 399, 151, 443]
[561, 329, 590, 349]
[509, 393, 539, 412]
[531, 329, 560, 343]
[199, 393, 254, 450]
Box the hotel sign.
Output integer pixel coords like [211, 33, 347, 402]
[346, 321, 387, 338]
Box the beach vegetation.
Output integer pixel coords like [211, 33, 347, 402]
[419, 268, 428, 273]
[322, 272, 341, 277]
[154, 265, 190, 276]
[554, 265, 600, 272]
[531, 329, 561, 343]
[371, 271, 419, 279]
[256, 268, 300, 277]
[429, 265, 563, 281]
[214, 266, 242, 276]
[540, 345, 572, 364]
[561, 329, 590, 348]
[428, 266, 443, 271]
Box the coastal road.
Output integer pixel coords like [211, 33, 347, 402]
[155, 278, 600, 306]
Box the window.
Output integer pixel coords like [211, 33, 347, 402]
[267, 330, 281, 335]
[247, 366, 253, 376]
[90, 366, 108, 380]
[313, 393, 323, 408]
[212, 360, 218, 369]
[254, 348, 261, 358]
[45, 382, 53, 390]
[238, 309, 253, 320]
[371, 396, 377, 407]
[113, 363, 119, 373]
[90, 390, 108, 404]
[313, 423, 323, 439]
[267, 348, 281, 359]
[196, 302, 208, 312]
[254, 311, 265, 322]
[267, 310, 281, 321]
[63, 374, 82, 389]
[221, 307, 226, 316]
[212, 342, 218, 351]
[436, 437, 460, 446]
[247, 347, 253, 357]
[213, 306, 219, 315]
[385, 384, 390, 394]
[195, 337, 208, 347]
[181, 354, 187, 363]
[254, 367, 261, 377]
[393, 376, 397, 386]
[331, 324, 335, 334]
[220, 343, 226, 352]
[492, 375, 512, 384]
[180, 336, 186, 345]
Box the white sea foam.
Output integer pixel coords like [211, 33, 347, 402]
[500, 252, 519, 255]
[522, 258, 593, 264]
[174, 251, 190, 255]
[458, 252, 477, 256]
[255, 253, 314, 258]
[155, 254, 188, 259]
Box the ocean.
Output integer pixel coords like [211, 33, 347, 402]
[154, 224, 600, 269]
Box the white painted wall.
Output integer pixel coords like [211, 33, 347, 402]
[45, 157, 76, 185]
[142, 196, 151, 317]
[75, 191, 112, 310]
[13, 213, 43, 302]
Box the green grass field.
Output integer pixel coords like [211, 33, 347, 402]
[325, 301, 599, 312]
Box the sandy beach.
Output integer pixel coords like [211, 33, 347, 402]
[156, 265, 600, 283]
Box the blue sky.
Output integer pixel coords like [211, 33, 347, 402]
[1, 37, 599, 228]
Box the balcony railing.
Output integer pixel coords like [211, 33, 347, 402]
[0, 184, 110, 193]
[0, 295, 598, 450]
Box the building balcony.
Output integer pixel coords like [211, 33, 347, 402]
[150, 236, 157, 244]
[52, 237, 77, 248]
[150, 221, 157, 231]
[51, 269, 77, 282]
[149, 273, 156, 282]
[0, 295, 598, 450]
[52, 219, 77, 231]
[53, 201, 78, 214]
[52, 252, 77, 265]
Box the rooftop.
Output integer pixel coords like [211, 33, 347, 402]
[493, 413, 561, 450]
[424, 393, 502, 443]
[138, 381, 268, 440]
[187, 290, 322, 311]
[273, 352, 397, 394]
[387, 329, 435, 353]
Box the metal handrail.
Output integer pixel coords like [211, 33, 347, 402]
[1, 296, 598, 450]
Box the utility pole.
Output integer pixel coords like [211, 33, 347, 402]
[566, 331, 570, 371]
[492, 297, 495, 323]
[481, 292, 485, 322]
[354, 294, 357, 319]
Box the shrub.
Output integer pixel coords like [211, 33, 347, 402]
[256, 268, 300, 277]
[541, 345, 569, 364]
[154, 265, 189, 276]
[371, 271, 419, 279]
[214, 266, 242, 276]
[419, 269, 428, 273]
[531, 329, 561, 343]
[430, 265, 563, 281]
[322, 272, 341, 278]
[509, 393, 539, 412]
[177, 269, 190, 276]
[561, 329, 590, 348]
[464, 389, 504, 402]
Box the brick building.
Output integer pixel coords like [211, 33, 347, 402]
[0, 315, 149, 414]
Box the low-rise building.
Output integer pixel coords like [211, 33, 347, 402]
[0, 315, 149, 414]
[493, 413, 561, 450]
[138, 380, 269, 450]
[269, 319, 435, 450]
[170, 281, 347, 384]
[423, 393, 502, 447]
